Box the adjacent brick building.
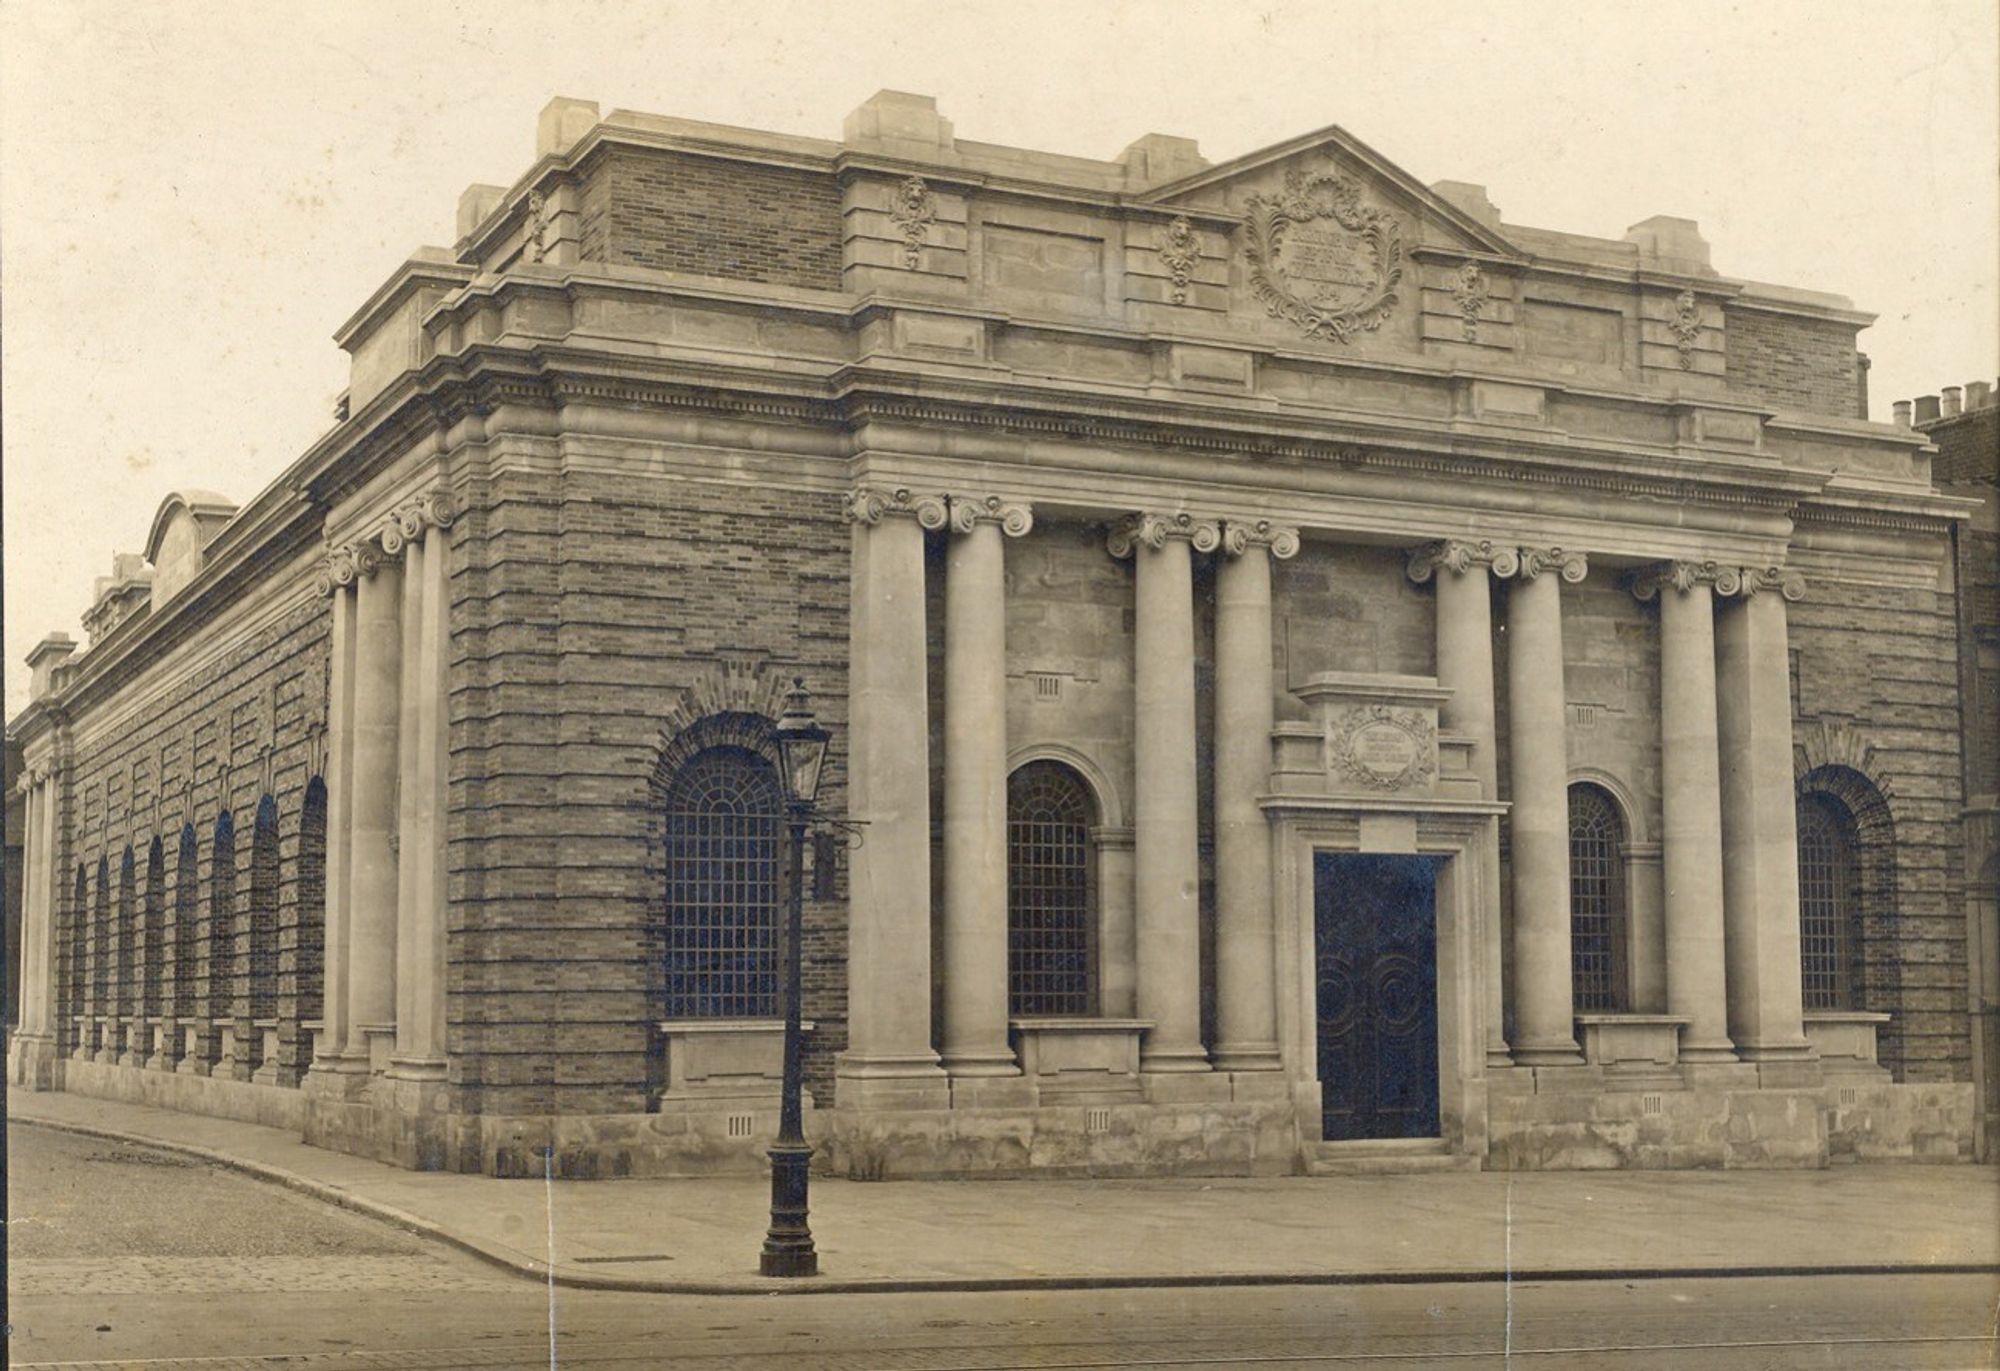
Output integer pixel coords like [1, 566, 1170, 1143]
[5, 93, 1981, 1176]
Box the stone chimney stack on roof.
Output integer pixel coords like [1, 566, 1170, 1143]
[1119, 133, 1207, 187]
[843, 91, 956, 158]
[537, 97, 600, 159]
[1915, 394, 1942, 425]
[1893, 400, 1913, 428]
[1967, 380, 1995, 411]
[1943, 385, 1963, 418]
[1430, 180, 1502, 230]
[1623, 215, 1713, 274]
[458, 184, 506, 239]
[26, 633, 76, 702]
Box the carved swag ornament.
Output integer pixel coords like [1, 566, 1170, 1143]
[1157, 215, 1200, 305]
[889, 175, 936, 270]
[1241, 161, 1405, 344]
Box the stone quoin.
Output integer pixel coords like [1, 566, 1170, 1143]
[4, 92, 1983, 1177]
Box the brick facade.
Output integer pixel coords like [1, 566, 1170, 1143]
[1724, 306, 1866, 419]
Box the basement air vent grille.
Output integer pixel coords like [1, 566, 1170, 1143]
[1087, 1107, 1111, 1134]
[726, 1112, 756, 1139]
[1838, 1087, 1858, 1108]
[1641, 1093, 1663, 1116]
[1031, 672, 1062, 701]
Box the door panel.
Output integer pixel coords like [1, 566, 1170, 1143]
[1314, 853, 1441, 1141]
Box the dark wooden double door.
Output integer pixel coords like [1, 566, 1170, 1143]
[1314, 853, 1441, 1141]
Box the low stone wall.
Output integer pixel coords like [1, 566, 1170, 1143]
[1824, 1082, 1976, 1164]
[59, 1057, 306, 1134]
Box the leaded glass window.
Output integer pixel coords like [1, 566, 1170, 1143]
[1006, 761, 1097, 1017]
[1567, 783, 1628, 1013]
[662, 747, 783, 1018]
[1798, 793, 1860, 1011]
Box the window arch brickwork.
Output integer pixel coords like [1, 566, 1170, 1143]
[208, 812, 237, 1065]
[143, 838, 166, 1019]
[1006, 760, 1099, 1017]
[117, 846, 137, 1021]
[173, 826, 199, 1022]
[658, 744, 784, 1019]
[91, 857, 109, 1033]
[1794, 763, 1903, 1069]
[1567, 782, 1629, 1013]
[249, 795, 280, 1022]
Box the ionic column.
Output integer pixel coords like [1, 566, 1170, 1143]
[1715, 567, 1814, 1062]
[1632, 562, 1737, 1061]
[1507, 547, 1587, 1066]
[940, 494, 1033, 1077]
[409, 514, 453, 1070]
[1410, 539, 1517, 1069]
[1111, 512, 1218, 1073]
[393, 532, 427, 1054]
[344, 542, 402, 1060]
[1212, 520, 1298, 1072]
[839, 486, 949, 1099]
[17, 773, 47, 1038]
[314, 566, 357, 1072]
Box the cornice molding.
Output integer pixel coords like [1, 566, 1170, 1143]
[1220, 519, 1300, 559]
[946, 494, 1033, 537]
[1106, 511, 1222, 559]
[845, 485, 949, 529]
[1406, 538, 1521, 583]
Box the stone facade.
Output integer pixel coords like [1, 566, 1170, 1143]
[6, 93, 1979, 1176]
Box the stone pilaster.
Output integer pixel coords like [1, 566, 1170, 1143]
[1715, 566, 1816, 1066]
[1632, 561, 1738, 1062]
[940, 494, 1033, 1078]
[393, 503, 454, 1077]
[1506, 546, 1588, 1066]
[311, 573, 357, 1079]
[1212, 520, 1298, 1072]
[839, 486, 950, 1105]
[1110, 512, 1220, 1073]
[1410, 538, 1519, 1069]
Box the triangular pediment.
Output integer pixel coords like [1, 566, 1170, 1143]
[1144, 123, 1516, 259]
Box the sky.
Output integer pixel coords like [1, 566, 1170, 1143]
[3, 0, 1996, 717]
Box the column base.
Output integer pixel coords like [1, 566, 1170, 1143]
[835, 1053, 949, 1111]
[1510, 1038, 1584, 1067]
[9, 1032, 61, 1090]
[1138, 1044, 1212, 1074]
[1210, 1042, 1281, 1073]
[1677, 1039, 1741, 1065]
[1735, 1037, 1816, 1061]
[387, 1054, 451, 1083]
[938, 1048, 1021, 1078]
[1485, 1047, 1516, 1070]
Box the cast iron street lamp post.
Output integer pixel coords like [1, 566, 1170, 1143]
[761, 678, 828, 1278]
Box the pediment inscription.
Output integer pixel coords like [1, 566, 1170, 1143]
[1241, 161, 1406, 344]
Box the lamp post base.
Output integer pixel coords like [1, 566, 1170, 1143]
[759, 1141, 818, 1277]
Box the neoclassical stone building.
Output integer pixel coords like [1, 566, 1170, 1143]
[6, 93, 1982, 1176]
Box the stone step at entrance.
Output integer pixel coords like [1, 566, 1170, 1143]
[1308, 1137, 1481, 1175]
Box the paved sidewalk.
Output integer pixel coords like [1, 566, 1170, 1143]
[10, 1087, 1998, 1294]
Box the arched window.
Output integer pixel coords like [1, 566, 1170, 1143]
[117, 846, 136, 1018]
[1567, 783, 1629, 1013]
[297, 779, 328, 1027]
[249, 795, 280, 1021]
[173, 826, 199, 1020]
[92, 857, 110, 1021]
[143, 838, 166, 1018]
[1006, 761, 1098, 1017]
[1797, 793, 1862, 1011]
[661, 746, 783, 1018]
[210, 812, 237, 1030]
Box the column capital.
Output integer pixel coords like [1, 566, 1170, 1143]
[318, 489, 455, 596]
[1221, 520, 1300, 560]
[1406, 538, 1521, 584]
[946, 494, 1033, 537]
[1729, 565, 1807, 602]
[845, 485, 949, 530]
[1628, 559, 1738, 601]
[1517, 546, 1589, 583]
[1107, 511, 1221, 559]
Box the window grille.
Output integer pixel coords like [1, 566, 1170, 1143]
[297, 780, 328, 1025]
[249, 796, 280, 1020]
[1797, 793, 1859, 1011]
[142, 839, 166, 1017]
[661, 747, 783, 1018]
[1006, 761, 1097, 1016]
[173, 827, 200, 1020]
[117, 847, 136, 1018]
[210, 813, 237, 1028]
[92, 857, 110, 1016]
[1567, 784, 1627, 1013]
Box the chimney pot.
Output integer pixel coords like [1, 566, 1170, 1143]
[1943, 386, 1963, 417]
[1892, 399, 1913, 428]
[1967, 381, 1993, 411]
[1914, 394, 1941, 424]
